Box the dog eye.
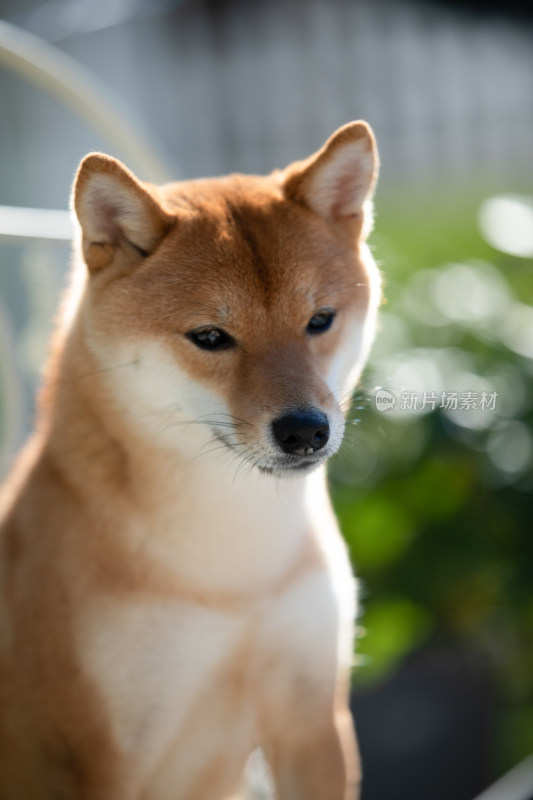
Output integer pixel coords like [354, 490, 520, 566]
[186, 327, 235, 351]
[307, 310, 335, 335]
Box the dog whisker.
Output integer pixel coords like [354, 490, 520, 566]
[61, 359, 139, 386]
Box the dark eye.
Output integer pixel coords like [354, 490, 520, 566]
[307, 310, 335, 335]
[186, 327, 235, 351]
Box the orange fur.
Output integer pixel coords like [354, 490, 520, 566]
[0, 122, 380, 799]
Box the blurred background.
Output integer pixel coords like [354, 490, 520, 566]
[0, 0, 532, 798]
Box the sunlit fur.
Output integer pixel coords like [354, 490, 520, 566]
[0, 122, 380, 800]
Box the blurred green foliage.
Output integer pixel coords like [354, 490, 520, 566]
[330, 188, 533, 770]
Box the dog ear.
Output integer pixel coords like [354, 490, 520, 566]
[283, 121, 378, 235]
[73, 153, 173, 271]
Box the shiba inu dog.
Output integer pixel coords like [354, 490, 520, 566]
[0, 121, 380, 800]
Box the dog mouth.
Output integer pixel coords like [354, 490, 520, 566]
[210, 429, 330, 474]
[258, 457, 322, 475]
[251, 447, 336, 478]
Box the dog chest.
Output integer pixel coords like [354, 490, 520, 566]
[77, 554, 355, 795]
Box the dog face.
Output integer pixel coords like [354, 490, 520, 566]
[72, 123, 380, 476]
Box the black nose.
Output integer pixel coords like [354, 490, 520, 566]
[272, 409, 330, 455]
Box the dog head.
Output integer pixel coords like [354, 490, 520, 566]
[72, 122, 380, 477]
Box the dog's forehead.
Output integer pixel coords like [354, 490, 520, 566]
[153, 176, 354, 309]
